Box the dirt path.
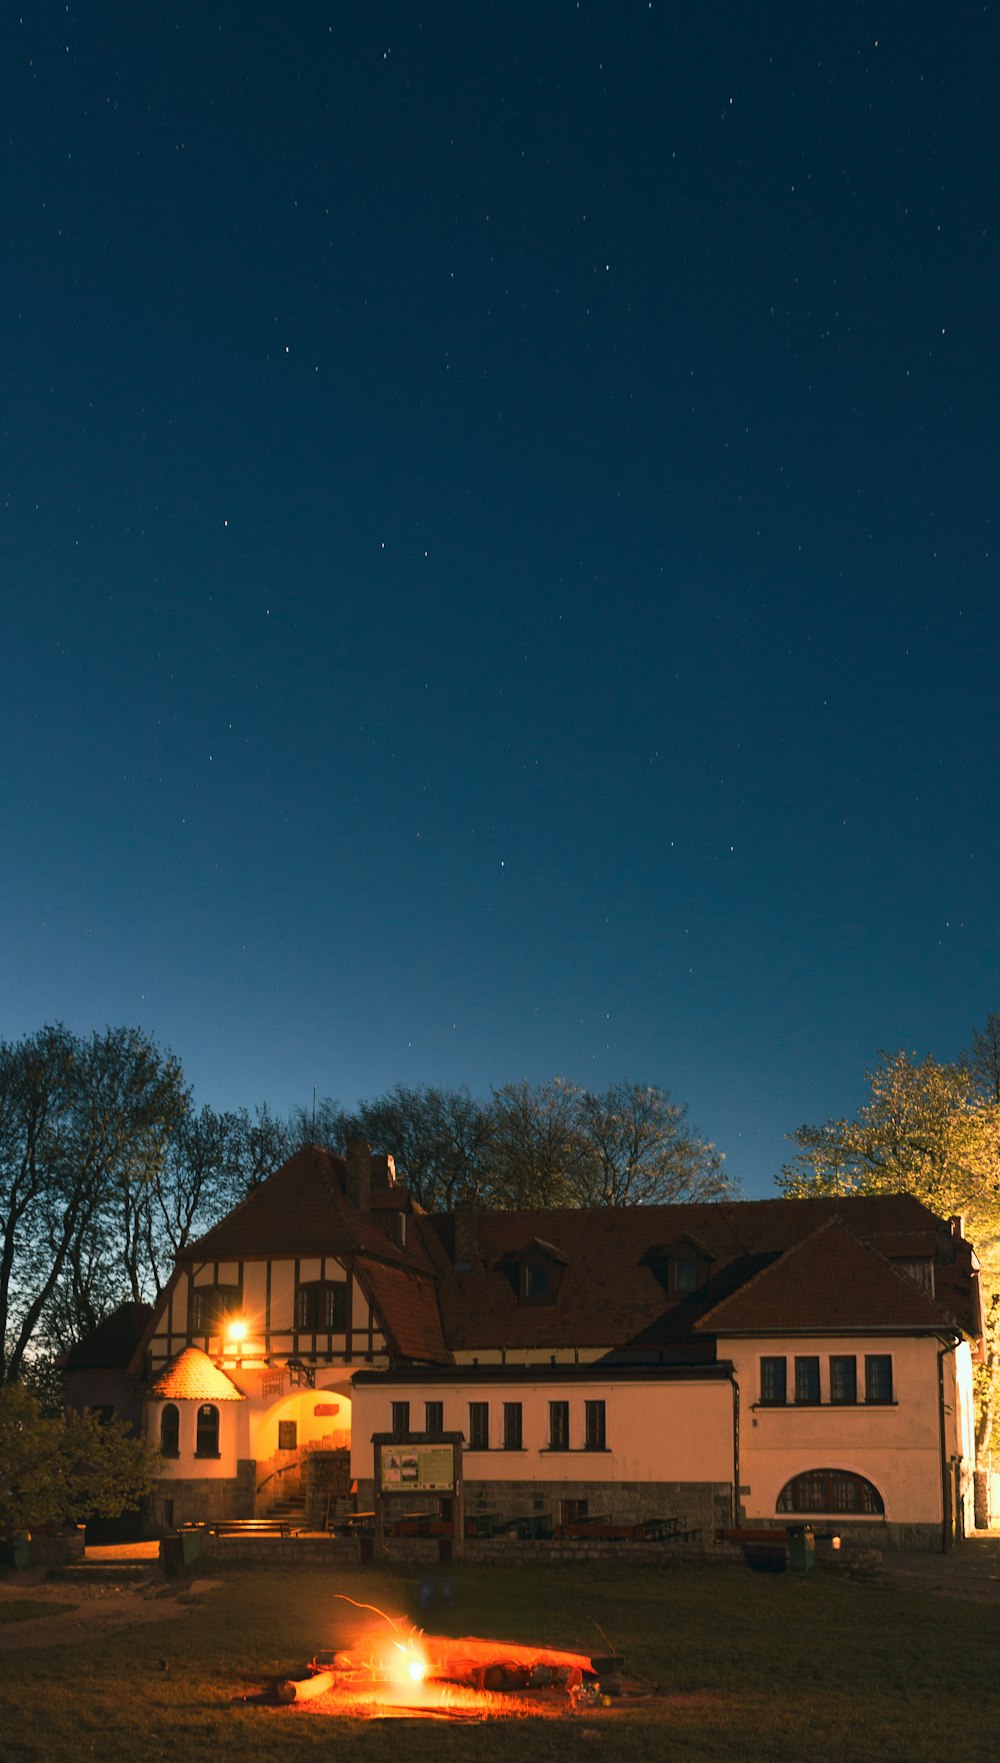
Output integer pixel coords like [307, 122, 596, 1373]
[0, 1573, 220, 1650]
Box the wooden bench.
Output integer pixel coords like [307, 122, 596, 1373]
[208, 1517, 292, 1538]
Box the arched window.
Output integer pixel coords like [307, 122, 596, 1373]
[160, 1403, 180, 1457]
[777, 1470, 884, 1516]
[195, 1403, 220, 1458]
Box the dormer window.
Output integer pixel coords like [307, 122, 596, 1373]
[645, 1235, 714, 1299]
[498, 1237, 569, 1306]
[672, 1257, 698, 1295]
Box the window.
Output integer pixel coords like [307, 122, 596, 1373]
[673, 1257, 698, 1294]
[760, 1356, 787, 1405]
[795, 1356, 821, 1404]
[296, 1282, 347, 1332]
[503, 1402, 523, 1450]
[160, 1404, 179, 1457]
[584, 1400, 607, 1450]
[777, 1470, 884, 1515]
[523, 1264, 549, 1300]
[425, 1401, 444, 1434]
[468, 1402, 489, 1450]
[561, 1497, 588, 1525]
[865, 1355, 894, 1404]
[195, 1403, 219, 1457]
[830, 1355, 857, 1404]
[391, 1401, 410, 1437]
[190, 1284, 240, 1334]
[548, 1400, 570, 1450]
[278, 1420, 297, 1451]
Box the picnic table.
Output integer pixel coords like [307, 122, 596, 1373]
[504, 1512, 553, 1539]
[464, 1510, 504, 1539]
[638, 1515, 703, 1543]
[342, 1511, 376, 1535]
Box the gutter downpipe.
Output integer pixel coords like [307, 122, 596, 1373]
[727, 1363, 740, 1527]
[937, 1337, 954, 1555]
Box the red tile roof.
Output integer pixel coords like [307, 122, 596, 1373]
[185, 1144, 437, 1274]
[416, 1192, 981, 1353]
[65, 1302, 153, 1369]
[694, 1218, 962, 1334]
[354, 1258, 451, 1364]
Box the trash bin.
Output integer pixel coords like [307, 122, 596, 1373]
[181, 1525, 202, 1568]
[787, 1524, 815, 1571]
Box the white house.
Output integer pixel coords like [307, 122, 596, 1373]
[121, 1142, 983, 1548]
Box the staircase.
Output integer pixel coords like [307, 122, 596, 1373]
[261, 1491, 309, 1531]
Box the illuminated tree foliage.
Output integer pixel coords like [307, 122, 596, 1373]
[777, 1024, 1000, 1458]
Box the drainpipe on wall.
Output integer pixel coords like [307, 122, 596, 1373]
[937, 1338, 955, 1555]
[727, 1365, 741, 1527]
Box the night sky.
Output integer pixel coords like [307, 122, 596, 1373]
[3, 4, 998, 1196]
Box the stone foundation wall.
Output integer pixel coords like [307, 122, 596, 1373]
[354, 1477, 734, 1534]
[150, 1459, 255, 1532]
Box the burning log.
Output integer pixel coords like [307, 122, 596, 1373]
[275, 1670, 337, 1704]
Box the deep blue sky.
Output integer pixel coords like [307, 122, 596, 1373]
[3, 4, 998, 1195]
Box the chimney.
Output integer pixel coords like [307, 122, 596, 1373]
[345, 1137, 371, 1213]
[454, 1200, 478, 1273]
[371, 1152, 397, 1191]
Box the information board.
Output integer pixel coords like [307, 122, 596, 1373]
[379, 1441, 456, 1493]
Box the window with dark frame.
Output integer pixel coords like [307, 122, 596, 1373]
[503, 1402, 523, 1450]
[190, 1284, 241, 1334]
[195, 1403, 219, 1457]
[777, 1470, 884, 1515]
[160, 1403, 179, 1457]
[548, 1399, 570, 1450]
[425, 1400, 444, 1434]
[296, 1282, 347, 1332]
[760, 1356, 787, 1405]
[830, 1355, 858, 1404]
[468, 1402, 489, 1450]
[391, 1401, 410, 1437]
[865, 1354, 894, 1403]
[584, 1399, 606, 1450]
[794, 1356, 821, 1404]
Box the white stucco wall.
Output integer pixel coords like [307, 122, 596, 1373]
[350, 1374, 734, 1487]
[147, 1397, 249, 1480]
[728, 1334, 947, 1525]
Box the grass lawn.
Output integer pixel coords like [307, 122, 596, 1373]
[0, 1559, 996, 1762]
[0, 1599, 77, 1625]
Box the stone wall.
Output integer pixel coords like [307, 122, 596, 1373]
[354, 1476, 734, 1535]
[149, 1459, 256, 1532]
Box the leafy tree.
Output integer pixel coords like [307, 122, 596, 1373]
[0, 1382, 160, 1532]
[777, 1042, 1000, 1458]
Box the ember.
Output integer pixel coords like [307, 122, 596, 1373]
[268, 1595, 622, 1721]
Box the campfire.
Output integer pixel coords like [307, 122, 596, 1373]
[268, 1596, 625, 1721]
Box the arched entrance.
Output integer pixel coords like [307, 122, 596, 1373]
[253, 1383, 353, 1522]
